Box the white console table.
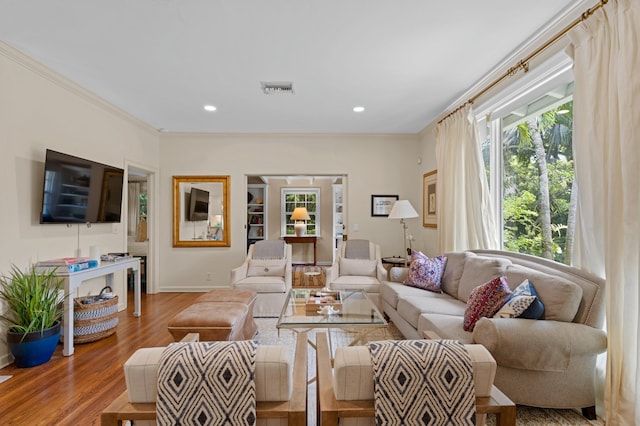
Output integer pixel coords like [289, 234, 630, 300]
[54, 258, 141, 356]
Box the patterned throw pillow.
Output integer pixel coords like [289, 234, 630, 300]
[512, 279, 545, 319]
[403, 251, 447, 293]
[463, 276, 511, 332]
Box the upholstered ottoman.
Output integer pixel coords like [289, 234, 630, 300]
[167, 289, 258, 341]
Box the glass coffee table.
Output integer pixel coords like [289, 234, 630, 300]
[277, 288, 388, 357]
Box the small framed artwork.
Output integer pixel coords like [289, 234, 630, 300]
[371, 194, 399, 217]
[423, 170, 437, 228]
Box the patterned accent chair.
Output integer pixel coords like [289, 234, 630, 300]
[232, 241, 293, 317]
[326, 239, 386, 311]
[101, 332, 307, 426]
[316, 332, 516, 426]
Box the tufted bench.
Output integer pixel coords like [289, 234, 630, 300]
[167, 289, 258, 341]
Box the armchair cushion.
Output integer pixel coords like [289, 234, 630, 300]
[248, 259, 287, 277]
[344, 239, 373, 259]
[339, 258, 377, 277]
[253, 240, 286, 259]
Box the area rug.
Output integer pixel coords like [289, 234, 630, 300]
[292, 265, 326, 288]
[252, 318, 605, 426]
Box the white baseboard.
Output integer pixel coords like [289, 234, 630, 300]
[159, 285, 231, 292]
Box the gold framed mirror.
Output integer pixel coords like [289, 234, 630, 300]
[173, 175, 230, 247]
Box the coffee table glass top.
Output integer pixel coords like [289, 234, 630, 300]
[277, 289, 387, 328]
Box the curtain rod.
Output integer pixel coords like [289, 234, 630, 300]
[438, 0, 608, 125]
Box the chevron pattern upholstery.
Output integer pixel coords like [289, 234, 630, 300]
[369, 339, 475, 425]
[157, 340, 258, 426]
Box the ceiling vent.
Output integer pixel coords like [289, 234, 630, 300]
[261, 81, 294, 95]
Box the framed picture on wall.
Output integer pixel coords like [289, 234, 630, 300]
[423, 170, 437, 228]
[371, 194, 398, 217]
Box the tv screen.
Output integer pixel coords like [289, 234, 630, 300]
[189, 188, 209, 221]
[40, 149, 124, 224]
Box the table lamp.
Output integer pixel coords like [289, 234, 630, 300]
[388, 200, 418, 265]
[290, 207, 310, 236]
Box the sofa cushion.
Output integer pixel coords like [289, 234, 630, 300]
[440, 251, 472, 298]
[418, 313, 474, 344]
[457, 256, 511, 302]
[340, 258, 377, 277]
[381, 280, 438, 310]
[504, 265, 582, 322]
[397, 296, 465, 328]
[403, 251, 447, 292]
[463, 277, 511, 332]
[247, 259, 286, 277]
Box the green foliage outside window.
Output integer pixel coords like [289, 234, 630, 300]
[496, 101, 575, 264]
[284, 192, 317, 235]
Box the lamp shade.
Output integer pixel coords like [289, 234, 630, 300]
[388, 200, 418, 219]
[290, 207, 310, 221]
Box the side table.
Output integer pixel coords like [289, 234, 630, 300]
[381, 256, 407, 279]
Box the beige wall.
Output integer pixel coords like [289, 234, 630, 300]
[158, 133, 425, 290]
[418, 122, 440, 256]
[0, 43, 160, 366]
[0, 41, 434, 365]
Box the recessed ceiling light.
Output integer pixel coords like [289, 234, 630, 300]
[353, 106, 365, 113]
[204, 105, 217, 112]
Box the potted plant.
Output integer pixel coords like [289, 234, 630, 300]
[0, 265, 65, 368]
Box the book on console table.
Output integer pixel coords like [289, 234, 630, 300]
[305, 290, 342, 312]
[36, 257, 99, 273]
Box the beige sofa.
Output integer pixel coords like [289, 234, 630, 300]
[380, 250, 607, 418]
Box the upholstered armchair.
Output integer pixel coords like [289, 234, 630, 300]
[101, 332, 307, 426]
[316, 332, 515, 426]
[231, 240, 293, 317]
[326, 239, 386, 310]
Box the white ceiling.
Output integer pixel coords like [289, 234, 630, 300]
[0, 1, 580, 134]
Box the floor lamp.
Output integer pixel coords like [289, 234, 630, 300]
[388, 200, 419, 265]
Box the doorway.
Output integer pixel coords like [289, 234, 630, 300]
[126, 164, 156, 293]
[245, 174, 347, 265]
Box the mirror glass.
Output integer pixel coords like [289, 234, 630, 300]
[173, 175, 230, 247]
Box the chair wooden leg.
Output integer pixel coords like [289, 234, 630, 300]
[582, 405, 597, 420]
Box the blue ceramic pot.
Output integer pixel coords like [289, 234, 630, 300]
[7, 321, 61, 368]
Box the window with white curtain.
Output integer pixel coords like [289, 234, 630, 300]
[477, 53, 576, 264]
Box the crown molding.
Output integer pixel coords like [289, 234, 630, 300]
[0, 40, 158, 136]
[429, 0, 600, 128]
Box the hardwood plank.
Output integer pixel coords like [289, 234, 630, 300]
[0, 291, 202, 425]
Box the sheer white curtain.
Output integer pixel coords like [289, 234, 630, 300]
[570, 0, 640, 423]
[435, 105, 499, 252]
[128, 182, 140, 237]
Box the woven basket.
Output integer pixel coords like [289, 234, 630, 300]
[72, 286, 119, 344]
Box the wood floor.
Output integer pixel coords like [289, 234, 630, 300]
[0, 291, 203, 426]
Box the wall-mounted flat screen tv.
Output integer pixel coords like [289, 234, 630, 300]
[189, 188, 210, 221]
[40, 149, 124, 224]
